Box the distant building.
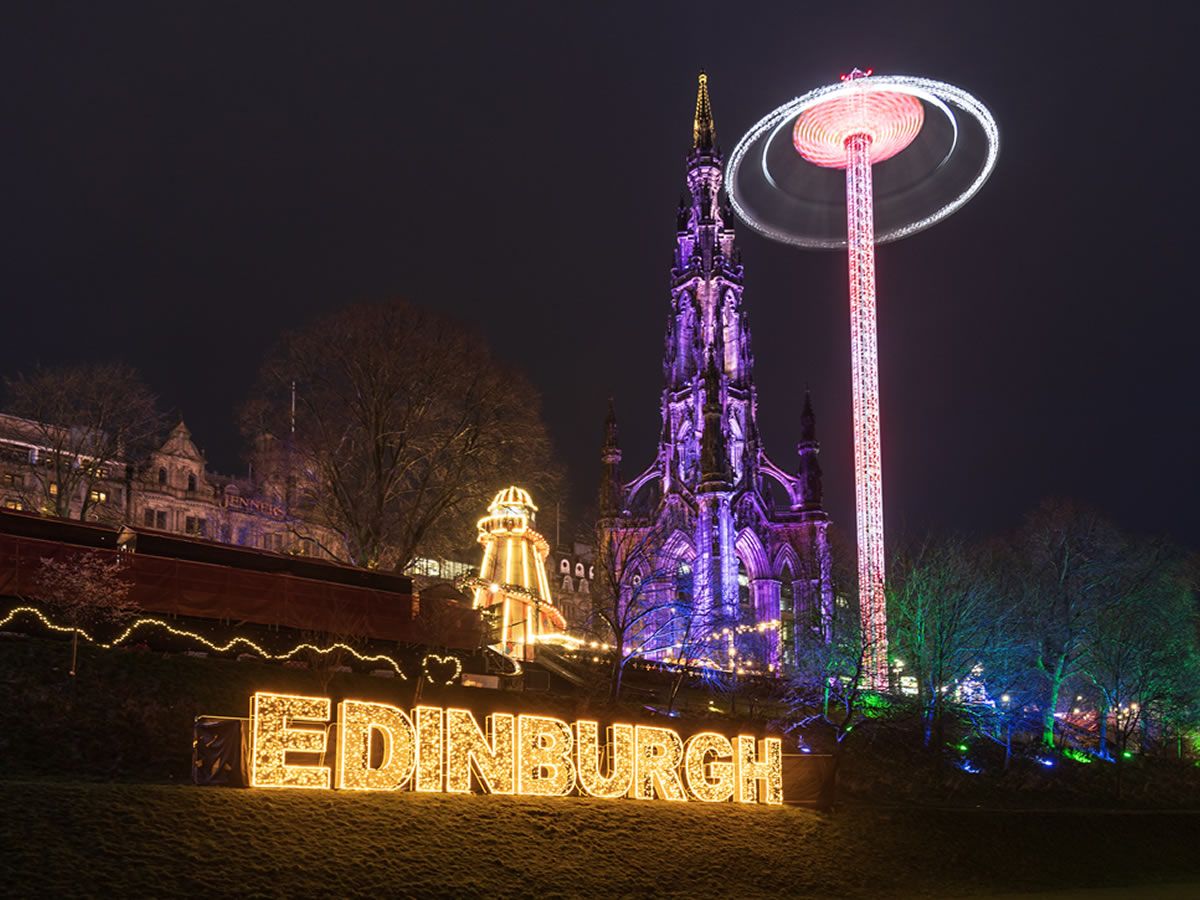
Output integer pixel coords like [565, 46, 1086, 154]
[549, 540, 594, 631]
[0, 414, 343, 559]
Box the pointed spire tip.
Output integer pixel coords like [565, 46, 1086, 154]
[692, 71, 715, 153]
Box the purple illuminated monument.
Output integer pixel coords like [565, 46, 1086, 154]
[598, 75, 833, 668]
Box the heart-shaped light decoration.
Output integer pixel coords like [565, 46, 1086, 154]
[422, 653, 462, 685]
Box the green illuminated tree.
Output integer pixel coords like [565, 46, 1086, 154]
[1011, 500, 1137, 749]
[1080, 548, 1195, 770]
[889, 536, 1004, 752]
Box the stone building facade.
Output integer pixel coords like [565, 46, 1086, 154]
[0, 414, 344, 559]
[597, 75, 834, 668]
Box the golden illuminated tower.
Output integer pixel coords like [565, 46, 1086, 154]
[473, 487, 565, 660]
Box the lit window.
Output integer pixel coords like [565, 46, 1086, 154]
[48, 482, 58, 497]
[2, 473, 20, 486]
[780, 566, 795, 667]
[4, 499, 22, 511]
[89, 490, 108, 504]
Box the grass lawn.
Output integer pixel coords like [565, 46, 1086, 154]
[2, 779, 1199, 898]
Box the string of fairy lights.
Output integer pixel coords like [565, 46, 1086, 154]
[0, 605, 486, 685]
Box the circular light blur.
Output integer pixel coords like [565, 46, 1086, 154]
[726, 75, 999, 249]
[793, 89, 924, 168]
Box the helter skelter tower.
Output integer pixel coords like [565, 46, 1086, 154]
[726, 70, 998, 688]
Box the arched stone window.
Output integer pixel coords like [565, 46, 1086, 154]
[187, 472, 197, 493]
[663, 561, 692, 651]
[158, 467, 167, 486]
[575, 562, 585, 578]
[780, 565, 795, 668]
[737, 560, 751, 615]
[559, 558, 570, 574]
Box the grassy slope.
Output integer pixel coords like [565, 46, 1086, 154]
[2, 781, 1199, 898]
[3, 631, 1200, 897]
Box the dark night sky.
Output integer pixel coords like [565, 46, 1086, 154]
[2, 2, 1197, 548]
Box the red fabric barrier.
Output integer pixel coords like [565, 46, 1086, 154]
[0, 533, 479, 649]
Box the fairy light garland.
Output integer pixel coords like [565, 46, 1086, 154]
[0, 605, 408, 678]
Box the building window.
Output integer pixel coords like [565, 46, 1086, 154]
[158, 468, 167, 485]
[48, 482, 58, 497]
[780, 565, 795, 668]
[185, 516, 197, 535]
[4, 499, 22, 511]
[574, 562, 585, 578]
[672, 562, 692, 647]
[155, 510, 167, 530]
[559, 558, 570, 574]
[143, 509, 154, 527]
[2, 473, 21, 486]
[89, 489, 108, 504]
[737, 562, 751, 613]
[187, 473, 197, 493]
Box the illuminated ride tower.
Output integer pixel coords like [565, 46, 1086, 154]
[725, 70, 998, 688]
[471, 487, 566, 661]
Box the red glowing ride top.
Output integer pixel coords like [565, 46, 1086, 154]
[792, 87, 924, 168]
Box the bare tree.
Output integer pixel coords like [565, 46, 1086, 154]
[587, 521, 707, 703]
[242, 301, 560, 570]
[4, 363, 164, 522]
[782, 589, 879, 809]
[30, 550, 137, 676]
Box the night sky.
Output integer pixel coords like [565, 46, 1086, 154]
[2, 2, 1196, 548]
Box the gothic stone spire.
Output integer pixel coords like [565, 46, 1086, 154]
[692, 72, 716, 154]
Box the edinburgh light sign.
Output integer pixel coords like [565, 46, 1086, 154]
[249, 691, 783, 805]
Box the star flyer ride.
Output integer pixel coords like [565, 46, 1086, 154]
[725, 69, 998, 688]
